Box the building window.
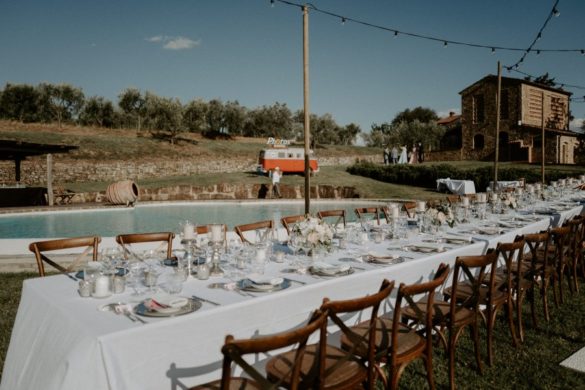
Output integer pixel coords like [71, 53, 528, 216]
[500, 89, 509, 120]
[472, 94, 485, 124]
[473, 134, 485, 149]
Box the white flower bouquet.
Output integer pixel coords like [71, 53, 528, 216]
[425, 204, 456, 228]
[291, 216, 334, 252]
[501, 193, 517, 209]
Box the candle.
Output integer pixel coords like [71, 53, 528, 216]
[183, 222, 194, 240]
[93, 275, 110, 297]
[210, 224, 222, 242]
[391, 206, 400, 218]
[255, 247, 267, 262]
[274, 251, 285, 263]
[416, 201, 426, 212]
[461, 197, 470, 207]
[526, 185, 534, 194]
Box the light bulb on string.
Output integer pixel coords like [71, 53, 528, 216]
[270, 0, 275, 7]
[581, 50, 585, 56]
[491, 47, 495, 54]
[341, 17, 346, 25]
[393, 31, 398, 38]
[536, 50, 541, 55]
[553, 7, 560, 17]
[443, 41, 448, 48]
[536, 32, 542, 41]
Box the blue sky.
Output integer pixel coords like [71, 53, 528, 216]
[1, 0, 584, 136]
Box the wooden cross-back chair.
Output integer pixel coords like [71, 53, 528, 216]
[115, 231, 175, 260]
[402, 202, 418, 218]
[549, 225, 572, 305]
[234, 220, 274, 245]
[522, 231, 555, 325]
[317, 209, 347, 230]
[565, 215, 584, 294]
[28, 236, 101, 277]
[192, 310, 329, 390]
[337, 264, 448, 390]
[266, 280, 395, 390]
[280, 214, 306, 235]
[354, 207, 381, 225]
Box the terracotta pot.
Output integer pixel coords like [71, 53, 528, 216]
[105, 180, 139, 205]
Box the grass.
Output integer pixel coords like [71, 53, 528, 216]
[0, 272, 583, 388]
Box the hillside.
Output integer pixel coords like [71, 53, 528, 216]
[0, 120, 379, 162]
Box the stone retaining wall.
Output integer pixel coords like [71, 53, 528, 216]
[0, 155, 381, 185]
[70, 183, 360, 204]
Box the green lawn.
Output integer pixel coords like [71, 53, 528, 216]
[1, 272, 583, 388]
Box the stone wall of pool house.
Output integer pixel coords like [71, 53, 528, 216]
[0, 154, 381, 185]
[70, 183, 359, 203]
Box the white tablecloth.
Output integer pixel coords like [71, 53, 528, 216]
[2, 203, 582, 390]
[436, 178, 476, 195]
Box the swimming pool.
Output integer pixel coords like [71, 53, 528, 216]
[0, 200, 385, 239]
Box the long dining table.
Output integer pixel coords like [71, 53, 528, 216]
[1, 199, 583, 390]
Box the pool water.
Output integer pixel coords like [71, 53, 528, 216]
[0, 201, 384, 239]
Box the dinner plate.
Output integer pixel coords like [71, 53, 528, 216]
[442, 236, 473, 245]
[237, 278, 291, 292]
[404, 244, 446, 253]
[134, 297, 201, 317]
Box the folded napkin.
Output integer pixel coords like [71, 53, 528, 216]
[146, 293, 189, 313]
[366, 251, 399, 264]
[442, 235, 472, 244]
[407, 243, 445, 253]
[312, 262, 351, 275]
[477, 227, 502, 235]
[247, 274, 284, 286]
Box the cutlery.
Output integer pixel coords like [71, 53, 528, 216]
[191, 295, 220, 306]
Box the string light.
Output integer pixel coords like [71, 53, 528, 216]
[508, 0, 560, 70]
[270, 0, 582, 57]
[270, 0, 585, 97]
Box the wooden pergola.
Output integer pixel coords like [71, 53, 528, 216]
[0, 139, 77, 182]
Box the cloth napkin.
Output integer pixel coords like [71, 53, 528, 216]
[247, 274, 284, 286]
[442, 235, 472, 244]
[366, 251, 400, 264]
[312, 262, 351, 275]
[146, 293, 189, 313]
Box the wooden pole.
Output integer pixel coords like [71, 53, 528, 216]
[541, 91, 546, 184]
[493, 61, 502, 192]
[47, 154, 54, 206]
[303, 5, 311, 215]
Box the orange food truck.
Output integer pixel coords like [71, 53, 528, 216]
[257, 147, 319, 175]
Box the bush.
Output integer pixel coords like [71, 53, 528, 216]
[346, 162, 578, 191]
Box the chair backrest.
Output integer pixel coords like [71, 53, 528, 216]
[449, 250, 498, 321]
[234, 220, 274, 245]
[317, 209, 347, 230]
[549, 225, 571, 267]
[446, 195, 460, 206]
[28, 236, 101, 277]
[281, 215, 306, 234]
[222, 309, 328, 390]
[565, 215, 584, 261]
[320, 279, 395, 389]
[390, 264, 450, 363]
[523, 231, 551, 275]
[402, 202, 418, 218]
[354, 207, 380, 225]
[495, 236, 525, 290]
[115, 232, 175, 259]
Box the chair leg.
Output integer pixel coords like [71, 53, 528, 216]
[529, 284, 538, 329]
[486, 309, 497, 367]
[506, 298, 519, 348]
[516, 289, 525, 343]
[470, 323, 482, 375]
[448, 330, 457, 390]
[541, 278, 550, 323]
[424, 353, 435, 390]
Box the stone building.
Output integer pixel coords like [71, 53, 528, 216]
[434, 75, 579, 164]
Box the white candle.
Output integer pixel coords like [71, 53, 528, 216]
[255, 248, 267, 262]
[183, 222, 194, 240]
[210, 224, 222, 242]
[93, 275, 110, 297]
[391, 206, 400, 218]
[462, 197, 470, 207]
[526, 185, 534, 194]
[416, 201, 426, 212]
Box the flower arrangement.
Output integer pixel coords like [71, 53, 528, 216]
[501, 193, 517, 209]
[291, 216, 334, 252]
[425, 203, 456, 228]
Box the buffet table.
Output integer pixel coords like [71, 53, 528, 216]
[2, 201, 583, 390]
[436, 178, 476, 195]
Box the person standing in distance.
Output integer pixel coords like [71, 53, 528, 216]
[271, 167, 282, 198]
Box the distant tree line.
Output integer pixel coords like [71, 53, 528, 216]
[362, 106, 446, 151]
[0, 83, 361, 145]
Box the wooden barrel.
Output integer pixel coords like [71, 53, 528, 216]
[105, 180, 139, 205]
